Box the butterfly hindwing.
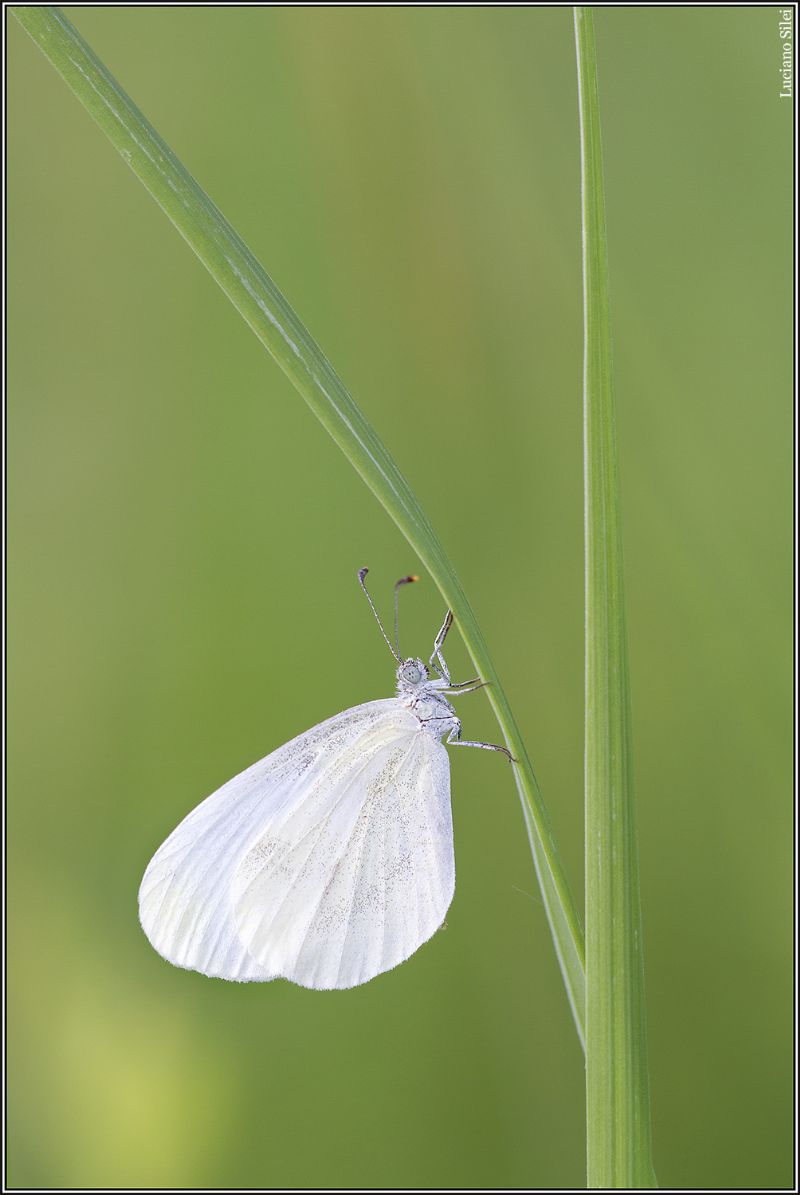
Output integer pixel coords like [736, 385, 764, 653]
[232, 724, 454, 989]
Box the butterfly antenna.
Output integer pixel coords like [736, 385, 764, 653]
[393, 574, 419, 659]
[358, 568, 402, 662]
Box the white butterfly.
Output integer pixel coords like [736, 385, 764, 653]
[138, 568, 513, 990]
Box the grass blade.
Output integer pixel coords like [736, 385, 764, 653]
[14, 6, 587, 1045]
[573, 7, 657, 1186]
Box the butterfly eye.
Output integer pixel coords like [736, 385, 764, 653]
[403, 664, 421, 684]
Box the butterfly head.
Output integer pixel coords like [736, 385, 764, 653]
[396, 657, 430, 693]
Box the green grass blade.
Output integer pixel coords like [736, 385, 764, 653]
[14, 6, 586, 1045]
[573, 7, 657, 1187]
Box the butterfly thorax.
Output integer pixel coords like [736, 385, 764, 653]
[395, 658, 459, 742]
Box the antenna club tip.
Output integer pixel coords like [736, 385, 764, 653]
[358, 566, 369, 581]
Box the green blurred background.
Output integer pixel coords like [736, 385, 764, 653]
[8, 6, 792, 1189]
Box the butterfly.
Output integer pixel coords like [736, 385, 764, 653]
[138, 568, 513, 990]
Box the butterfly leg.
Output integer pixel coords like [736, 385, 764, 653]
[429, 610, 453, 683]
[445, 723, 516, 763]
[429, 613, 491, 695]
[444, 678, 490, 695]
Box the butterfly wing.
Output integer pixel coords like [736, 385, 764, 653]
[231, 719, 454, 989]
[138, 699, 455, 988]
[139, 699, 404, 981]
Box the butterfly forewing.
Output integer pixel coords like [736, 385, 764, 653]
[138, 699, 454, 988]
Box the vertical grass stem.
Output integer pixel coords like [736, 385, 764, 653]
[574, 7, 657, 1187]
